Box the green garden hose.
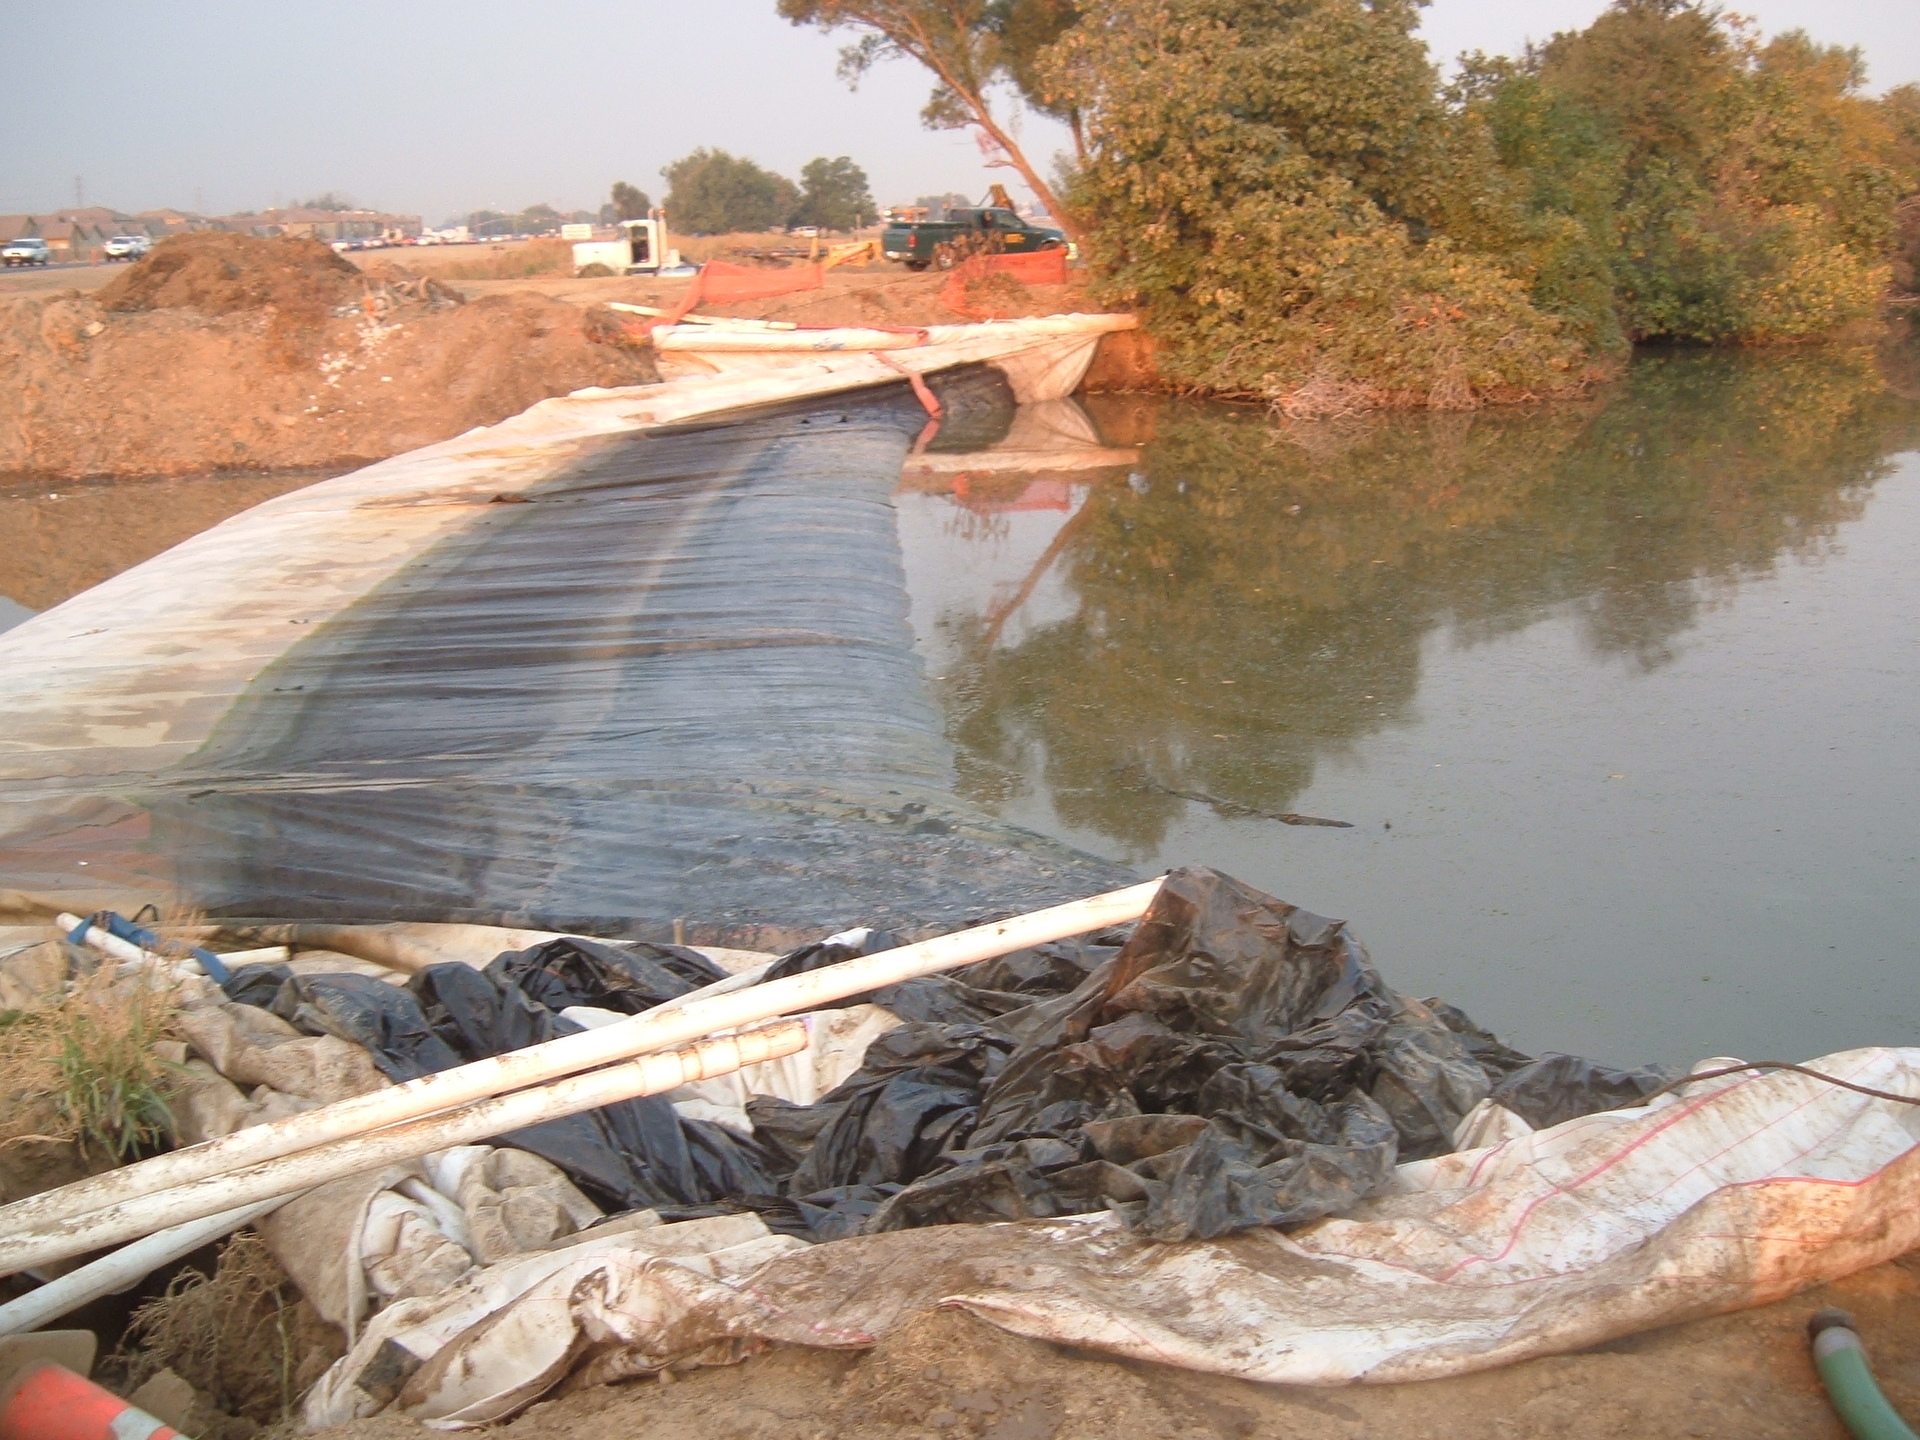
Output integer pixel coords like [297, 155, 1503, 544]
[1810, 1309, 1918, 1440]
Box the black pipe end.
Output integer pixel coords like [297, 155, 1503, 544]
[1809, 1307, 1857, 1340]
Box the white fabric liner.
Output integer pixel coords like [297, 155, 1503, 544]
[651, 314, 1135, 403]
[301, 1048, 1920, 1429]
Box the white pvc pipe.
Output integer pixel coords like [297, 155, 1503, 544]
[0, 880, 1160, 1265]
[56, 911, 201, 982]
[0, 1020, 809, 1276]
[0, 1199, 281, 1335]
[56, 912, 153, 966]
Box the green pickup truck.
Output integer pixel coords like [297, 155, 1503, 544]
[881, 207, 1068, 271]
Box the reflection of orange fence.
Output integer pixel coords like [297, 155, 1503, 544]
[941, 248, 1071, 318]
[952, 475, 1075, 512]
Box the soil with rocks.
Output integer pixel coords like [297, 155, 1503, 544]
[0, 233, 658, 480]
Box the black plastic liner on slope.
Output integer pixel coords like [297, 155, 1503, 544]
[250, 937, 780, 1212]
[73, 364, 1128, 934]
[746, 866, 1677, 1243]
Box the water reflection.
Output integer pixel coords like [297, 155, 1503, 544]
[0, 469, 339, 615]
[927, 346, 1919, 855]
[899, 341, 1920, 1062]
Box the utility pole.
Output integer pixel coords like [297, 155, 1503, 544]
[74, 176, 84, 209]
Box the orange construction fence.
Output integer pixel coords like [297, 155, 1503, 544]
[941, 248, 1071, 318]
[645, 260, 825, 333]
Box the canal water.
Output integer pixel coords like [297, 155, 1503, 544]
[4, 339, 1917, 1065]
[899, 341, 1920, 1066]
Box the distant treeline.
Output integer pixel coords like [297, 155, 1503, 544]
[655, 152, 877, 234]
[1039, 0, 1920, 406]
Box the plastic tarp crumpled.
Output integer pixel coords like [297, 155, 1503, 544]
[260, 944, 784, 1213]
[748, 867, 1558, 1242]
[303, 1046, 1920, 1427]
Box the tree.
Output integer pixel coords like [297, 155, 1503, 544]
[609, 181, 652, 219]
[987, 0, 1086, 156]
[775, 0, 1080, 241]
[793, 156, 877, 229]
[297, 191, 357, 212]
[1042, 0, 1582, 404]
[661, 148, 799, 233]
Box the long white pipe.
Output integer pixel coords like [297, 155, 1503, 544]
[0, 879, 1158, 1261]
[0, 1199, 280, 1335]
[0, 1021, 809, 1276]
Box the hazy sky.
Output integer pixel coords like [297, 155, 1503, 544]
[3, 0, 1914, 222]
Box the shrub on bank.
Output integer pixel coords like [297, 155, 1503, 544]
[1036, 0, 1916, 407]
[1043, 0, 1593, 408]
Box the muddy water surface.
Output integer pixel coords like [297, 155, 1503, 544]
[0, 468, 337, 626]
[901, 343, 1920, 1065]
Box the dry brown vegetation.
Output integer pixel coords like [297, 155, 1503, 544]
[0, 965, 180, 1164]
[125, 1230, 346, 1432]
[416, 237, 574, 282]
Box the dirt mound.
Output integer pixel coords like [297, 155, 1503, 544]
[96, 232, 360, 316]
[0, 288, 658, 479]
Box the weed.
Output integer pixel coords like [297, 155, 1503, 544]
[125, 1232, 316, 1424]
[0, 966, 181, 1162]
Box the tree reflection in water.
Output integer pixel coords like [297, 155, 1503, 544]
[932, 342, 1920, 857]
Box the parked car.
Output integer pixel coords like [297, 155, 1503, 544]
[1, 236, 53, 267]
[102, 235, 152, 261]
[880, 207, 1065, 271]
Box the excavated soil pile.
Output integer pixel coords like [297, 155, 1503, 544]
[315, 1261, 1920, 1440]
[2, 234, 658, 479]
[95, 233, 361, 316]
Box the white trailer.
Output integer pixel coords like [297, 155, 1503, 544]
[572, 211, 684, 276]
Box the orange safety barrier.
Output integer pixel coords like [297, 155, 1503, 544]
[0, 1364, 183, 1440]
[642, 260, 825, 334]
[940, 248, 1071, 318]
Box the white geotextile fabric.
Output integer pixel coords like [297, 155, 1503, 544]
[302, 1048, 1920, 1429]
[650, 315, 1132, 403]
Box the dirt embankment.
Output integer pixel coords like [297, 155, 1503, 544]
[0, 234, 658, 480]
[316, 1259, 1920, 1440]
[0, 234, 1159, 480]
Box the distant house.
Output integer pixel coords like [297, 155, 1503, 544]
[136, 210, 206, 237]
[33, 219, 88, 258]
[0, 215, 33, 244]
[219, 208, 423, 242]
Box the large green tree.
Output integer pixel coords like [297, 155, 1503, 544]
[775, 0, 1080, 240]
[793, 156, 877, 229]
[1040, 0, 1584, 404]
[1470, 0, 1903, 342]
[661, 149, 799, 233]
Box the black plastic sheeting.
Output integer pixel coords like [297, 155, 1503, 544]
[745, 866, 1676, 1242]
[246, 866, 1673, 1242]
[0, 367, 1129, 937]
[245, 938, 782, 1212]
